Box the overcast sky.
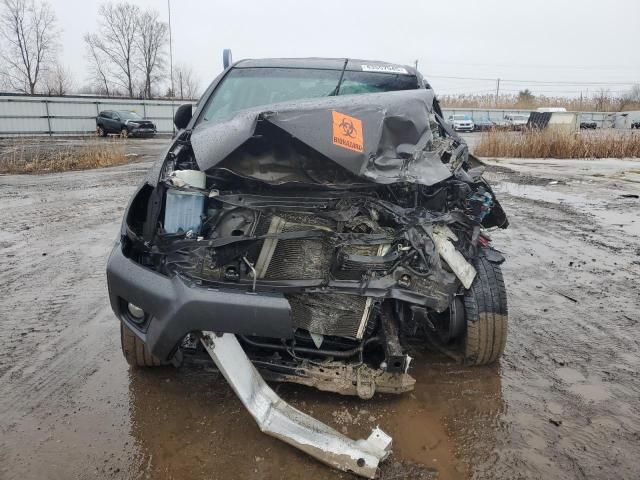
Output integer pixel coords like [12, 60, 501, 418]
[51, 0, 639, 98]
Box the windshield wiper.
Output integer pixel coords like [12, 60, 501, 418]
[329, 58, 349, 96]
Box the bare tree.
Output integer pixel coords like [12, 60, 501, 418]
[85, 2, 139, 97]
[136, 10, 167, 98]
[84, 33, 111, 96]
[43, 61, 73, 95]
[173, 63, 199, 100]
[618, 84, 640, 111]
[0, 0, 58, 94]
[594, 88, 611, 112]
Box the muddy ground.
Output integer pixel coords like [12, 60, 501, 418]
[0, 138, 639, 480]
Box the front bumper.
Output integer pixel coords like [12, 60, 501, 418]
[106, 243, 293, 360]
[128, 127, 156, 136]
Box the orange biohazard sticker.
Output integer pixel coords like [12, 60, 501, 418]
[332, 111, 363, 153]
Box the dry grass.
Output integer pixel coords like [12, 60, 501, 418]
[475, 129, 640, 159]
[0, 139, 129, 174]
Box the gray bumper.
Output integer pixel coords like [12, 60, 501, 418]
[106, 243, 293, 360]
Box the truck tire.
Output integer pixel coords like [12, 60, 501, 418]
[120, 322, 162, 367]
[463, 255, 508, 365]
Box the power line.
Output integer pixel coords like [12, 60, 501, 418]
[499, 88, 630, 94]
[426, 74, 639, 86]
[436, 89, 497, 95]
[422, 60, 640, 71]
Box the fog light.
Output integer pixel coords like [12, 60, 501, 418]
[127, 302, 145, 321]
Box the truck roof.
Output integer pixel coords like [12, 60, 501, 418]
[233, 57, 418, 76]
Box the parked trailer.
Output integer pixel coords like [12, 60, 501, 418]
[608, 111, 640, 129]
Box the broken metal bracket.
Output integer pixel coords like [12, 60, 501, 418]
[256, 358, 416, 399]
[200, 331, 392, 478]
[380, 303, 410, 374]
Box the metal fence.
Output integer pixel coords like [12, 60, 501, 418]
[0, 93, 619, 136]
[441, 108, 612, 128]
[0, 93, 197, 135]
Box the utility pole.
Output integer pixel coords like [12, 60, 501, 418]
[167, 0, 175, 134]
[414, 59, 418, 70]
[580, 91, 583, 111]
[495, 78, 500, 107]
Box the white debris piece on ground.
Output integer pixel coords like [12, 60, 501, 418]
[200, 332, 392, 479]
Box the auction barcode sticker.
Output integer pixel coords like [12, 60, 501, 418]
[361, 64, 408, 74]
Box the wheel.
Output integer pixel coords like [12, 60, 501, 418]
[96, 126, 106, 137]
[120, 321, 162, 367]
[120, 128, 129, 138]
[462, 255, 508, 365]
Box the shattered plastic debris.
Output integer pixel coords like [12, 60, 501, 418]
[432, 226, 477, 289]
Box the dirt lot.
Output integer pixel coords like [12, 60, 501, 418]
[1, 138, 639, 480]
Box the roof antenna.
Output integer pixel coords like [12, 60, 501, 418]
[223, 49, 233, 69]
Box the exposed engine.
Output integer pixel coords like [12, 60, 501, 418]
[122, 89, 508, 398]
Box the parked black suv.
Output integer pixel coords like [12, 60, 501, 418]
[96, 110, 156, 137]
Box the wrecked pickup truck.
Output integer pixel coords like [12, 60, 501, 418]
[106, 58, 509, 478]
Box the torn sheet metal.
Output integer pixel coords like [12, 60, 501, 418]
[190, 89, 453, 186]
[432, 225, 477, 289]
[200, 332, 392, 478]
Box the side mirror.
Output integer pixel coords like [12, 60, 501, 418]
[174, 104, 192, 130]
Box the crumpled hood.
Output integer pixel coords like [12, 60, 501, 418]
[190, 89, 454, 186]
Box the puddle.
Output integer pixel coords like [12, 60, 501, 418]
[556, 367, 586, 384]
[496, 182, 640, 236]
[568, 384, 611, 403]
[496, 182, 586, 205]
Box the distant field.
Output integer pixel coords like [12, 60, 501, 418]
[474, 129, 640, 158]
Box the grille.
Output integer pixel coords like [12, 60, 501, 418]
[255, 214, 372, 338]
[288, 293, 370, 338]
[264, 234, 333, 280]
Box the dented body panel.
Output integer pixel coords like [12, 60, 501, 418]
[190, 89, 452, 185]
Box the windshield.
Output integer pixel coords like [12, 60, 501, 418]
[451, 115, 470, 121]
[118, 111, 141, 120]
[200, 67, 419, 122]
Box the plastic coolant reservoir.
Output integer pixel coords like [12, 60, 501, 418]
[163, 170, 206, 234]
